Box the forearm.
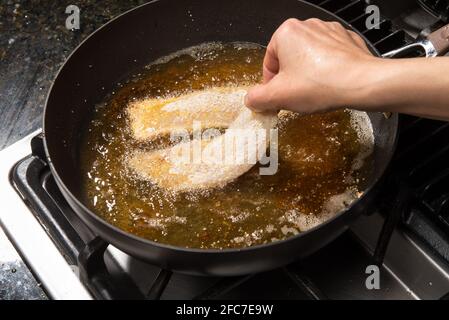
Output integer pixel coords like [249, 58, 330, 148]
[246, 19, 449, 119]
[354, 57, 449, 121]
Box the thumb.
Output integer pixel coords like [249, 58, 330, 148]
[245, 75, 286, 112]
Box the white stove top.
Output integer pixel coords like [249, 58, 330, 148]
[0, 131, 90, 299]
[1, 131, 449, 300]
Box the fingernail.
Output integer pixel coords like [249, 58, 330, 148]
[244, 95, 259, 112]
[244, 93, 250, 107]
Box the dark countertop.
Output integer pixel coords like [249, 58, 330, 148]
[0, 229, 47, 300]
[0, 0, 148, 150]
[0, 0, 148, 300]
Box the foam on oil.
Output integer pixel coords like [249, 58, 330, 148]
[80, 42, 374, 249]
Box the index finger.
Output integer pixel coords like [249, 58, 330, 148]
[262, 38, 280, 83]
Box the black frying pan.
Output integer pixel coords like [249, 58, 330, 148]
[43, 0, 398, 276]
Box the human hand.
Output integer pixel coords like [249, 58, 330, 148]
[245, 18, 378, 114]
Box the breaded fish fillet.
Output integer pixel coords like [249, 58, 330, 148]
[128, 87, 248, 141]
[128, 106, 278, 192]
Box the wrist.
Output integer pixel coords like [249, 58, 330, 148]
[348, 57, 425, 113]
[344, 57, 392, 111]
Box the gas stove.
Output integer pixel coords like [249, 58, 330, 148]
[2, 0, 449, 300]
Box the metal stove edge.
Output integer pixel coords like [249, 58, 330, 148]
[0, 130, 92, 300]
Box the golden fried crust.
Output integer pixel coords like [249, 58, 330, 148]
[128, 101, 277, 193]
[128, 87, 248, 141]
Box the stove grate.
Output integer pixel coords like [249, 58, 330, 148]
[307, 0, 410, 53]
[394, 117, 449, 261]
[419, 0, 449, 22]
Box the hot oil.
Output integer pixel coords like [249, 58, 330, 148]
[80, 42, 373, 249]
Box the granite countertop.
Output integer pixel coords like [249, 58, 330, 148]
[0, 0, 148, 300]
[0, 0, 148, 150]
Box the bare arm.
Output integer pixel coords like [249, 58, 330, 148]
[355, 58, 449, 121]
[245, 18, 449, 121]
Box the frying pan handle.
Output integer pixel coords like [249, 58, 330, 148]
[382, 23, 449, 58]
[427, 24, 449, 56]
[380, 23, 449, 119]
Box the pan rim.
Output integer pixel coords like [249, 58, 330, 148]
[43, 0, 398, 255]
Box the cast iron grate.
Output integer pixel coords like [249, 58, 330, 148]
[419, 0, 449, 22]
[393, 116, 449, 261]
[304, 0, 411, 53]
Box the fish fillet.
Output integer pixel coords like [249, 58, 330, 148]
[128, 106, 278, 192]
[128, 87, 248, 141]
